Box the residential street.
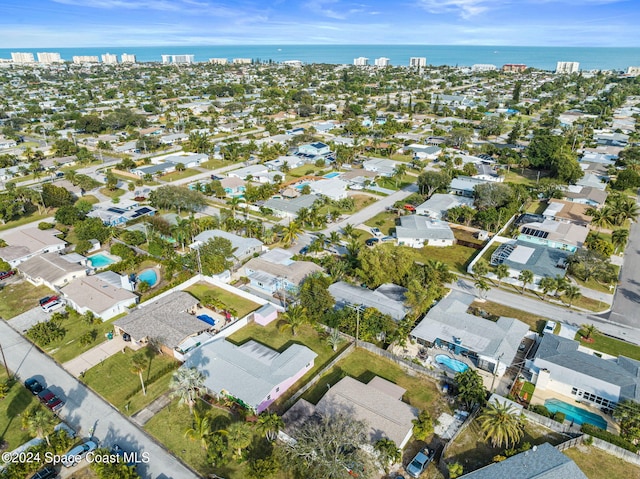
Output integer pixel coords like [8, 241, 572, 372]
[607, 215, 640, 328]
[0, 320, 201, 479]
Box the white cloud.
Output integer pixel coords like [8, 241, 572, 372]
[303, 0, 348, 20]
[416, 0, 502, 19]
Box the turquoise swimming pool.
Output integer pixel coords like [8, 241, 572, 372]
[324, 172, 341, 179]
[435, 354, 469, 373]
[138, 269, 158, 287]
[88, 253, 116, 268]
[544, 398, 608, 429]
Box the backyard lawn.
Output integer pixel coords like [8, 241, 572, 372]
[0, 281, 54, 319]
[417, 244, 477, 275]
[0, 372, 40, 450]
[444, 418, 566, 473]
[470, 300, 550, 332]
[99, 187, 126, 198]
[0, 212, 53, 232]
[186, 282, 261, 318]
[160, 168, 201, 182]
[81, 347, 180, 414]
[301, 348, 441, 415]
[576, 329, 640, 361]
[564, 444, 640, 479]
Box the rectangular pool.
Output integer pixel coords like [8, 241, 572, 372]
[544, 398, 608, 429]
[324, 172, 341, 179]
[88, 253, 117, 268]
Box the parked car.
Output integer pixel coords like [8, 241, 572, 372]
[38, 389, 64, 412]
[370, 227, 382, 237]
[543, 320, 557, 335]
[31, 466, 57, 479]
[403, 204, 416, 212]
[39, 295, 59, 306]
[406, 448, 433, 478]
[25, 377, 44, 395]
[0, 270, 15, 280]
[62, 440, 98, 467]
[365, 238, 379, 247]
[42, 300, 63, 313]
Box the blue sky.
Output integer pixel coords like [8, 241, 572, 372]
[1, 0, 639, 47]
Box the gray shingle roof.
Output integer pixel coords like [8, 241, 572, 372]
[396, 215, 455, 241]
[192, 229, 263, 260]
[459, 442, 588, 479]
[328, 281, 408, 321]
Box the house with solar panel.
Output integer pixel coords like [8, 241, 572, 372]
[87, 200, 156, 226]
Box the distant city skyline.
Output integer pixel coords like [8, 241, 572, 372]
[1, 0, 639, 48]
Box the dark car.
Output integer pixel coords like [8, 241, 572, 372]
[38, 389, 64, 412]
[299, 246, 309, 255]
[25, 378, 44, 395]
[0, 270, 15, 280]
[365, 238, 379, 247]
[39, 295, 59, 306]
[31, 466, 57, 479]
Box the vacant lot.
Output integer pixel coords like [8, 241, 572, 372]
[186, 282, 261, 318]
[564, 444, 640, 479]
[0, 281, 54, 319]
[470, 300, 550, 332]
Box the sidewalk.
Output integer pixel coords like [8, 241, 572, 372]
[63, 335, 141, 377]
[131, 392, 172, 426]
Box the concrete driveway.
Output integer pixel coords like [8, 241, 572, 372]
[63, 335, 141, 377]
[8, 306, 50, 333]
[0, 320, 200, 479]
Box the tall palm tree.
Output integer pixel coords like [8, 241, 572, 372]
[374, 438, 401, 474]
[184, 410, 212, 450]
[612, 229, 629, 254]
[563, 285, 582, 307]
[478, 401, 524, 448]
[474, 278, 490, 299]
[586, 206, 612, 231]
[256, 412, 284, 441]
[170, 367, 206, 415]
[495, 263, 510, 287]
[24, 408, 56, 446]
[131, 351, 149, 396]
[538, 276, 556, 300]
[223, 421, 253, 460]
[518, 270, 534, 294]
[279, 304, 307, 336]
[283, 220, 302, 246]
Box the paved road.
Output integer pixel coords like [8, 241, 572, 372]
[608, 216, 640, 328]
[0, 320, 201, 479]
[451, 278, 640, 346]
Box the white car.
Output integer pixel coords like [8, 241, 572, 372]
[371, 227, 383, 237]
[543, 320, 557, 335]
[62, 440, 97, 467]
[42, 300, 64, 313]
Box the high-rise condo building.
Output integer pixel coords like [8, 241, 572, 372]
[162, 54, 195, 64]
[232, 58, 251, 64]
[11, 52, 35, 63]
[282, 60, 302, 67]
[121, 53, 137, 63]
[472, 64, 497, 72]
[374, 57, 390, 67]
[627, 66, 640, 76]
[556, 61, 580, 74]
[209, 58, 228, 65]
[101, 53, 118, 64]
[502, 63, 527, 72]
[73, 56, 99, 64]
[37, 52, 62, 64]
[409, 57, 427, 67]
[353, 57, 369, 66]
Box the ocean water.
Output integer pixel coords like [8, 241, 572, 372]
[1, 45, 639, 71]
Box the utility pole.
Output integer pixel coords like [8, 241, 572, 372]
[490, 352, 505, 393]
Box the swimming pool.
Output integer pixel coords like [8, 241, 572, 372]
[88, 253, 117, 268]
[544, 398, 608, 429]
[435, 354, 469, 373]
[138, 269, 158, 287]
[294, 182, 310, 190]
[324, 172, 341, 179]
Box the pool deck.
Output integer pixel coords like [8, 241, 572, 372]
[530, 387, 618, 432]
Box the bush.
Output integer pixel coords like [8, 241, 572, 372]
[26, 318, 66, 346]
[530, 405, 551, 417]
[110, 242, 135, 260]
[553, 411, 566, 423]
[38, 221, 54, 230]
[79, 328, 98, 346]
[75, 239, 93, 255]
[581, 423, 639, 453]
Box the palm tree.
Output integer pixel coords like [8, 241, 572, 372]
[227, 196, 244, 220]
[283, 220, 302, 246]
[342, 223, 357, 239]
[374, 438, 401, 474]
[474, 278, 490, 299]
[518, 270, 534, 294]
[131, 351, 149, 396]
[184, 410, 212, 450]
[612, 229, 629, 254]
[478, 401, 524, 448]
[563, 284, 582, 307]
[495, 263, 510, 287]
[170, 367, 206, 415]
[581, 323, 598, 340]
[473, 259, 489, 278]
[538, 276, 556, 300]
[256, 412, 284, 441]
[552, 274, 569, 297]
[23, 408, 56, 446]
[279, 304, 307, 336]
[586, 207, 613, 231]
[326, 327, 343, 352]
[223, 421, 253, 460]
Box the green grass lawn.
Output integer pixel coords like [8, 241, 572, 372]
[364, 211, 398, 236]
[418, 244, 477, 275]
[81, 347, 180, 414]
[99, 187, 126, 198]
[160, 169, 201, 182]
[43, 310, 120, 364]
[444, 418, 566, 473]
[301, 348, 441, 415]
[185, 283, 261, 318]
[572, 275, 616, 295]
[0, 372, 39, 450]
[470, 300, 549, 332]
[227, 321, 347, 412]
[527, 200, 547, 215]
[575, 329, 640, 361]
[376, 173, 416, 191]
[0, 282, 54, 319]
[564, 444, 640, 479]
[566, 295, 609, 313]
[0, 212, 53, 232]
[200, 159, 226, 170]
[76, 195, 99, 205]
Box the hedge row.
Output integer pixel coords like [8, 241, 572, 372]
[581, 423, 640, 453]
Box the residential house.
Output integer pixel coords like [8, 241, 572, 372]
[531, 334, 640, 416]
[87, 204, 156, 226]
[595, 131, 628, 147]
[542, 200, 591, 227]
[18, 252, 87, 290]
[297, 142, 330, 157]
[0, 136, 18, 149]
[190, 229, 263, 264]
[264, 155, 303, 171]
[158, 153, 207, 168]
[114, 141, 139, 154]
[0, 227, 66, 268]
[576, 173, 606, 191]
[473, 164, 504, 182]
[449, 176, 492, 197]
[0, 165, 20, 182]
[113, 291, 211, 356]
[518, 219, 588, 252]
[227, 164, 270, 181]
[458, 442, 588, 479]
[284, 376, 418, 449]
[405, 144, 441, 160]
[362, 157, 398, 177]
[490, 240, 572, 281]
[430, 94, 473, 108]
[328, 281, 409, 321]
[410, 291, 529, 377]
[563, 186, 608, 208]
[308, 178, 349, 201]
[242, 248, 323, 294]
[416, 193, 475, 220]
[263, 194, 319, 219]
[184, 337, 317, 413]
[396, 215, 455, 248]
[62, 274, 138, 320]
[131, 162, 176, 177]
[219, 176, 246, 198]
[159, 133, 189, 145]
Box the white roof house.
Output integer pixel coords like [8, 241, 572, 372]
[396, 215, 455, 248]
[411, 291, 529, 377]
[18, 252, 87, 290]
[185, 337, 317, 413]
[62, 274, 138, 320]
[308, 178, 349, 200]
[263, 195, 319, 219]
[242, 248, 323, 294]
[0, 227, 66, 267]
[362, 157, 398, 177]
[416, 193, 475, 219]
